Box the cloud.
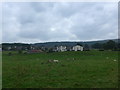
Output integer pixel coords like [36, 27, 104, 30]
[0, 3, 2, 43]
[2, 2, 118, 43]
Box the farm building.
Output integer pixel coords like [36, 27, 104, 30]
[56, 46, 67, 52]
[7, 47, 12, 50]
[72, 45, 83, 51]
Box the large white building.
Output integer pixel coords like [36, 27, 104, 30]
[56, 46, 67, 52]
[72, 45, 83, 51]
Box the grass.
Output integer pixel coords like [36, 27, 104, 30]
[2, 51, 118, 88]
[0, 51, 2, 89]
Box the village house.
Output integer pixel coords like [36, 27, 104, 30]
[72, 45, 83, 51]
[56, 46, 67, 52]
[30, 46, 35, 50]
[8, 46, 12, 50]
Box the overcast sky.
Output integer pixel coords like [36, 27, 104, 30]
[2, 2, 118, 43]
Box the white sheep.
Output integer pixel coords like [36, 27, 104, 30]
[53, 60, 59, 63]
[113, 59, 117, 62]
[48, 60, 52, 63]
[48, 59, 59, 63]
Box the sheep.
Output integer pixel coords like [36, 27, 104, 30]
[53, 59, 59, 63]
[73, 58, 76, 60]
[48, 59, 59, 63]
[48, 60, 53, 63]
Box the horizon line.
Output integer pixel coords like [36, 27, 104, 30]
[1, 38, 119, 44]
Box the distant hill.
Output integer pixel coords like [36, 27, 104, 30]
[2, 39, 119, 48]
[32, 39, 120, 48]
[2, 39, 120, 50]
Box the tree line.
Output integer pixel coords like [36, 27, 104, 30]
[90, 40, 120, 51]
[2, 40, 120, 51]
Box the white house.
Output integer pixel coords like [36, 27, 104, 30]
[72, 45, 83, 51]
[56, 46, 67, 52]
[8, 47, 11, 50]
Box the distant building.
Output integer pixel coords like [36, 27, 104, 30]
[8, 47, 12, 50]
[56, 46, 67, 52]
[14, 46, 17, 49]
[30, 46, 35, 50]
[72, 45, 83, 51]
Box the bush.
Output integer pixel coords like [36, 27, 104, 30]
[99, 49, 104, 51]
[83, 49, 90, 51]
[8, 52, 12, 56]
[18, 50, 22, 54]
[23, 52, 28, 54]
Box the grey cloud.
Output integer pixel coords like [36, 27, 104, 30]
[2, 2, 118, 43]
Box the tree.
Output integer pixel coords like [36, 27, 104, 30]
[8, 52, 12, 56]
[48, 48, 54, 53]
[118, 43, 120, 50]
[103, 40, 116, 50]
[18, 50, 23, 54]
[76, 43, 83, 46]
[92, 43, 102, 49]
[84, 44, 90, 51]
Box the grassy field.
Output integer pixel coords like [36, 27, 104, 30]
[2, 51, 118, 88]
[0, 51, 2, 89]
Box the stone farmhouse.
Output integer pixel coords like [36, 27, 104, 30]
[72, 45, 83, 51]
[56, 46, 67, 52]
[55, 45, 83, 52]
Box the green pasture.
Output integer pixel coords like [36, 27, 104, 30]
[2, 51, 118, 88]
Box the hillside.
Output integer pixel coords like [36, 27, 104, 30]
[2, 39, 119, 49]
[32, 39, 119, 48]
